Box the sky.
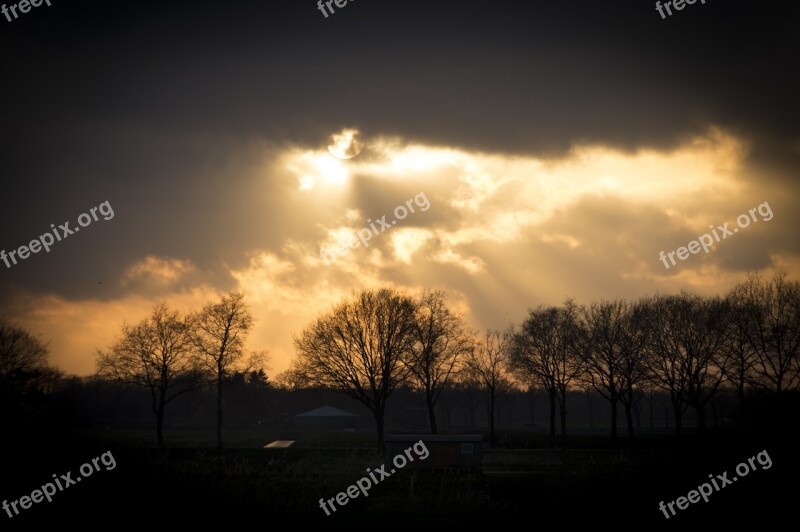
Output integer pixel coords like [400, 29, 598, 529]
[0, 0, 798, 376]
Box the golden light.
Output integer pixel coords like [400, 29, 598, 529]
[288, 151, 349, 189]
[327, 128, 365, 160]
[299, 175, 314, 191]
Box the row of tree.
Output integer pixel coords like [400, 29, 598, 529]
[96, 293, 265, 449]
[289, 271, 800, 449]
[3, 271, 797, 451]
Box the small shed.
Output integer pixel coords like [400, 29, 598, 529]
[263, 440, 295, 449]
[292, 405, 359, 430]
[386, 434, 483, 469]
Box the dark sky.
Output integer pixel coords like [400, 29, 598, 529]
[1, 0, 798, 374]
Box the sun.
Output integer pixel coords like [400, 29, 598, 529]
[327, 128, 365, 160]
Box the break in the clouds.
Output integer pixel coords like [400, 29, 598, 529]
[3, 126, 798, 375]
[0, 0, 797, 375]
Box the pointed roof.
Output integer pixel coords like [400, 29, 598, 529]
[294, 405, 357, 417]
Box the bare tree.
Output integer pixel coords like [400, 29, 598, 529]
[572, 300, 649, 445]
[405, 290, 474, 433]
[97, 304, 200, 449]
[463, 329, 513, 447]
[722, 290, 759, 424]
[274, 363, 311, 391]
[190, 292, 254, 449]
[616, 301, 651, 445]
[510, 301, 582, 447]
[640, 295, 688, 435]
[729, 270, 800, 393]
[0, 322, 58, 416]
[0, 321, 50, 385]
[578, 300, 628, 442]
[294, 288, 417, 452]
[642, 293, 728, 435]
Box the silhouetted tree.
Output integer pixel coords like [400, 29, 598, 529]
[274, 364, 310, 391]
[294, 288, 417, 452]
[97, 304, 201, 449]
[0, 322, 49, 379]
[463, 329, 512, 447]
[247, 368, 270, 388]
[729, 270, 800, 392]
[616, 301, 650, 445]
[642, 293, 727, 434]
[0, 322, 59, 420]
[578, 300, 629, 442]
[405, 290, 474, 433]
[510, 301, 582, 447]
[723, 290, 759, 424]
[190, 292, 254, 449]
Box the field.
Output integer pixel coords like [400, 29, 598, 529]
[4, 425, 793, 527]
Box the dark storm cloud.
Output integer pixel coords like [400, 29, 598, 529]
[3, 0, 797, 150]
[0, 0, 797, 304]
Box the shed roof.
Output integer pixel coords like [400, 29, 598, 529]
[387, 434, 483, 442]
[294, 405, 358, 418]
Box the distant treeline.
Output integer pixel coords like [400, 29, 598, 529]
[287, 270, 799, 449]
[1, 270, 797, 450]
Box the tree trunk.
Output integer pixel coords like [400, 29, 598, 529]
[610, 396, 618, 442]
[624, 402, 635, 446]
[558, 388, 567, 446]
[737, 381, 746, 428]
[673, 404, 682, 437]
[548, 390, 557, 448]
[649, 392, 654, 430]
[586, 391, 594, 430]
[426, 393, 438, 434]
[217, 370, 224, 450]
[696, 403, 706, 432]
[375, 410, 385, 454]
[489, 390, 496, 447]
[156, 399, 165, 450]
[711, 400, 718, 428]
[528, 388, 536, 425]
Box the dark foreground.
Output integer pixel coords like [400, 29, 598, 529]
[1, 425, 795, 529]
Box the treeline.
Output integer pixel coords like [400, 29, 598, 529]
[95, 293, 267, 449]
[289, 270, 800, 449]
[0, 293, 267, 449]
[2, 271, 797, 451]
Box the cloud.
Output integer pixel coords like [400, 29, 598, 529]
[2, 127, 798, 376]
[122, 256, 198, 294]
[1, 285, 220, 375]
